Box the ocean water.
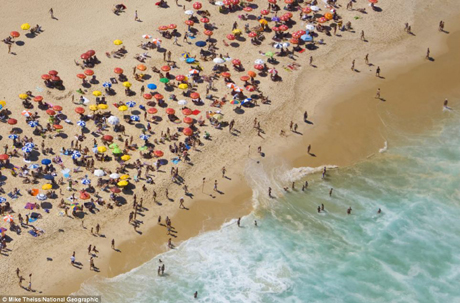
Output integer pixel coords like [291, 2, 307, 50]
[77, 112, 460, 303]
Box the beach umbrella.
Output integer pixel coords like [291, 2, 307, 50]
[215, 1, 224, 6]
[29, 164, 39, 169]
[317, 17, 327, 23]
[310, 5, 320, 11]
[109, 143, 119, 149]
[0, 100, 6, 107]
[139, 134, 150, 140]
[248, 71, 257, 78]
[161, 65, 171, 72]
[227, 83, 236, 89]
[183, 117, 194, 124]
[189, 69, 200, 75]
[87, 50, 96, 57]
[3, 215, 13, 223]
[41, 159, 51, 165]
[77, 120, 86, 127]
[185, 10, 194, 15]
[103, 82, 112, 88]
[182, 52, 191, 58]
[265, 51, 275, 58]
[114, 67, 124, 74]
[268, 68, 278, 74]
[84, 69, 94, 76]
[0, 197, 6, 203]
[111, 187, 122, 193]
[98, 104, 108, 110]
[49, 70, 58, 76]
[80, 192, 90, 200]
[245, 85, 255, 92]
[77, 74, 86, 80]
[178, 83, 188, 90]
[53, 105, 63, 111]
[71, 151, 81, 159]
[81, 53, 90, 60]
[0, 154, 8, 161]
[112, 148, 122, 154]
[142, 93, 152, 100]
[254, 64, 264, 70]
[242, 98, 252, 104]
[121, 155, 131, 161]
[243, 6, 253, 12]
[19, 93, 28, 100]
[118, 105, 128, 111]
[137, 64, 147, 71]
[232, 59, 241, 65]
[158, 25, 168, 31]
[324, 12, 333, 20]
[10, 31, 20, 38]
[33, 96, 44, 103]
[89, 105, 98, 111]
[160, 78, 170, 84]
[176, 75, 186, 81]
[21, 23, 30, 30]
[22, 146, 32, 153]
[213, 58, 225, 64]
[122, 81, 132, 88]
[178, 100, 188, 106]
[25, 142, 35, 149]
[148, 107, 158, 114]
[46, 109, 56, 116]
[200, 17, 210, 24]
[37, 194, 47, 201]
[113, 39, 123, 45]
[282, 42, 290, 48]
[306, 24, 315, 31]
[193, 2, 202, 9]
[230, 100, 240, 105]
[190, 92, 200, 99]
[240, 75, 250, 82]
[147, 83, 157, 90]
[301, 34, 313, 42]
[168, 24, 177, 29]
[8, 134, 18, 140]
[42, 183, 52, 190]
[107, 116, 120, 125]
[75, 107, 85, 114]
[92, 91, 102, 97]
[81, 178, 91, 185]
[226, 34, 235, 41]
[53, 124, 63, 130]
[41, 74, 51, 80]
[28, 121, 38, 127]
[182, 108, 192, 116]
[183, 127, 193, 136]
[259, 19, 268, 25]
[94, 169, 105, 177]
[154, 150, 164, 157]
[369, 0, 378, 3]
[97, 146, 107, 153]
[126, 101, 137, 108]
[185, 20, 194, 26]
[102, 135, 114, 142]
[254, 59, 265, 65]
[273, 43, 283, 49]
[260, 9, 269, 15]
[130, 115, 140, 122]
[204, 30, 213, 36]
[7, 118, 17, 125]
[166, 108, 175, 115]
[117, 180, 129, 187]
[152, 38, 162, 45]
[221, 72, 231, 78]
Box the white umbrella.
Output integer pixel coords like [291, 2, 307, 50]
[215, 1, 224, 6]
[107, 116, 120, 126]
[110, 173, 120, 179]
[37, 194, 47, 201]
[213, 58, 225, 64]
[306, 24, 315, 31]
[254, 59, 265, 65]
[310, 6, 320, 11]
[185, 10, 194, 15]
[273, 43, 283, 49]
[178, 100, 188, 106]
[94, 169, 105, 177]
[282, 42, 290, 48]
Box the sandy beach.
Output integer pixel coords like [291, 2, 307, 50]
[1, 0, 460, 297]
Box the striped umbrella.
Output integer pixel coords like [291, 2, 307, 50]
[28, 121, 39, 127]
[3, 215, 13, 222]
[71, 151, 82, 159]
[126, 101, 136, 108]
[25, 142, 35, 149]
[77, 120, 86, 127]
[22, 146, 32, 153]
[0, 197, 6, 203]
[8, 134, 18, 140]
[81, 178, 91, 185]
[139, 134, 150, 140]
[102, 82, 112, 88]
[130, 115, 140, 122]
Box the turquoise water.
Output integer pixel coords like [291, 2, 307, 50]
[77, 114, 460, 303]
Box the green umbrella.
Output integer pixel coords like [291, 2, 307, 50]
[112, 147, 122, 154]
[109, 143, 119, 149]
[160, 78, 170, 84]
[265, 51, 274, 58]
[138, 146, 148, 151]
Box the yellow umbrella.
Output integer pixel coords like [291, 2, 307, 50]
[232, 29, 242, 35]
[92, 91, 102, 96]
[21, 23, 31, 30]
[122, 81, 132, 88]
[19, 93, 28, 100]
[121, 155, 131, 161]
[89, 104, 98, 111]
[42, 183, 52, 190]
[117, 180, 128, 187]
[97, 104, 108, 110]
[0, 100, 6, 107]
[178, 83, 188, 90]
[120, 174, 130, 180]
[97, 146, 107, 153]
[259, 19, 268, 25]
[118, 105, 128, 111]
[113, 39, 123, 45]
[213, 113, 223, 120]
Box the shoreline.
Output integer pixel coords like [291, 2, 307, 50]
[2, 0, 460, 297]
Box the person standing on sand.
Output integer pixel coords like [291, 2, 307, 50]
[71, 251, 76, 266]
[361, 30, 365, 41]
[179, 197, 185, 209]
[268, 187, 272, 198]
[309, 56, 313, 66]
[49, 8, 55, 19]
[28, 274, 32, 291]
[439, 21, 444, 32]
[111, 239, 115, 249]
[134, 10, 139, 21]
[375, 88, 381, 100]
[365, 54, 369, 65]
[304, 111, 308, 121]
[351, 59, 355, 71]
[222, 166, 226, 178]
[16, 268, 20, 278]
[214, 180, 218, 192]
[376, 66, 381, 77]
[426, 48, 430, 59]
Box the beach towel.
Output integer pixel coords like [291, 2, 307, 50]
[25, 203, 35, 210]
[28, 230, 38, 237]
[192, 110, 201, 115]
[172, 158, 181, 165]
[28, 217, 37, 223]
[298, 49, 306, 53]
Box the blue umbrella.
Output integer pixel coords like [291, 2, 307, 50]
[186, 58, 196, 63]
[28, 121, 39, 127]
[25, 142, 35, 149]
[195, 41, 206, 47]
[103, 82, 112, 88]
[147, 83, 157, 90]
[242, 98, 252, 104]
[0, 197, 6, 203]
[8, 134, 18, 140]
[301, 34, 313, 42]
[81, 178, 91, 185]
[22, 146, 32, 153]
[272, 16, 280, 22]
[77, 120, 86, 127]
[43, 174, 55, 180]
[139, 134, 150, 140]
[126, 101, 136, 108]
[71, 151, 82, 159]
[130, 115, 140, 122]
[41, 159, 51, 165]
[28, 164, 39, 169]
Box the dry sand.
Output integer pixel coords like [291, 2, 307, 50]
[1, 0, 460, 296]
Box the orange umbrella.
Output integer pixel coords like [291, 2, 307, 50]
[176, 75, 186, 81]
[137, 64, 147, 71]
[221, 72, 231, 78]
[185, 20, 194, 26]
[33, 96, 43, 102]
[147, 107, 158, 114]
[77, 73, 86, 79]
[143, 93, 153, 100]
[75, 107, 85, 114]
[158, 25, 169, 31]
[183, 116, 194, 124]
[183, 127, 193, 136]
[80, 191, 90, 200]
[182, 108, 192, 116]
[154, 93, 164, 100]
[41, 74, 51, 80]
[166, 108, 175, 115]
[190, 92, 200, 99]
[248, 71, 256, 78]
[10, 31, 20, 38]
[84, 69, 94, 76]
[161, 65, 171, 71]
[53, 105, 63, 111]
[240, 75, 250, 81]
[168, 23, 177, 29]
[114, 67, 124, 74]
[204, 30, 213, 36]
[154, 150, 164, 157]
[46, 109, 56, 116]
[53, 124, 63, 129]
[0, 154, 9, 160]
[226, 34, 235, 40]
[200, 18, 210, 24]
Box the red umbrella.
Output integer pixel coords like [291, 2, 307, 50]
[176, 75, 186, 81]
[7, 118, 17, 125]
[87, 50, 96, 56]
[260, 9, 269, 15]
[254, 64, 264, 70]
[284, 12, 293, 18]
[245, 85, 255, 92]
[280, 15, 289, 22]
[154, 150, 164, 157]
[232, 59, 241, 65]
[185, 20, 195, 26]
[33, 96, 43, 102]
[53, 105, 63, 111]
[268, 0, 277, 3]
[51, 76, 61, 81]
[284, 0, 293, 3]
[243, 7, 253, 12]
[302, 7, 312, 13]
[290, 38, 299, 44]
[369, 0, 378, 3]
[221, 72, 231, 78]
[223, 0, 231, 5]
[272, 26, 280, 32]
[10, 31, 20, 38]
[99, 136, 112, 143]
[81, 53, 90, 60]
[48, 70, 58, 76]
[240, 75, 250, 81]
[41, 74, 51, 80]
[183, 116, 194, 124]
[204, 30, 213, 36]
[110, 187, 121, 193]
[158, 25, 168, 31]
[226, 34, 236, 40]
[147, 107, 158, 114]
[114, 67, 124, 74]
[75, 107, 85, 114]
[168, 24, 177, 29]
[161, 65, 171, 71]
[77, 73, 86, 79]
[53, 124, 63, 129]
[231, 0, 239, 4]
[200, 18, 210, 24]
[183, 127, 193, 136]
[84, 69, 94, 76]
[190, 92, 200, 99]
[193, 2, 202, 9]
[182, 108, 192, 116]
[46, 109, 56, 116]
[166, 108, 175, 115]
[248, 32, 257, 38]
[279, 24, 289, 31]
[143, 93, 153, 100]
[80, 191, 90, 200]
[154, 93, 164, 100]
[0, 154, 9, 160]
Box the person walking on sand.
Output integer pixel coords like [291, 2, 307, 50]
[71, 252, 76, 266]
[222, 166, 226, 178]
[28, 274, 32, 291]
[375, 88, 381, 100]
[365, 54, 369, 65]
[304, 111, 308, 121]
[179, 197, 185, 209]
[309, 56, 313, 66]
[376, 66, 381, 77]
[49, 8, 55, 19]
[426, 48, 430, 59]
[134, 10, 139, 21]
[439, 21, 444, 32]
[351, 59, 355, 71]
[268, 187, 272, 198]
[214, 180, 218, 192]
[111, 239, 115, 249]
[361, 30, 365, 41]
